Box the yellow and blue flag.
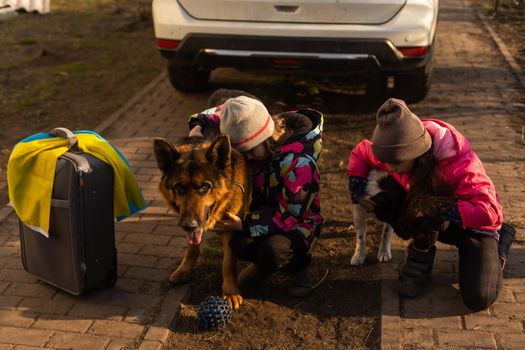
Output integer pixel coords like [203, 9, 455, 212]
[8, 130, 147, 237]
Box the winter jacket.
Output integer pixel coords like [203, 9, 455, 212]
[347, 119, 503, 232]
[189, 107, 324, 250]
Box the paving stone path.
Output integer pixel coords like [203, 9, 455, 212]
[381, 0, 525, 349]
[0, 0, 523, 348]
[0, 74, 207, 349]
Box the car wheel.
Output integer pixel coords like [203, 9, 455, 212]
[167, 64, 210, 92]
[393, 58, 433, 103]
[366, 72, 388, 106]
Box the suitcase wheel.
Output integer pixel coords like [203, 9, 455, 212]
[104, 251, 118, 288]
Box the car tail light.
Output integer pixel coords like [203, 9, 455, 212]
[399, 46, 427, 57]
[272, 58, 301, 68]
[157, 39, 181, 50]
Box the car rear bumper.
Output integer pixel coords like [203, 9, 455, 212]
[159, 34, 433, 74]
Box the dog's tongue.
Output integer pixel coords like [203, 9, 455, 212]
[186, 228, 203, 245]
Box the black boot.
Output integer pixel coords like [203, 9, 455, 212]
[237, 263, 268, 296]
[498, 223, 516, 269]
[398, 244, 436, 298]
[286, 266, 313, 298]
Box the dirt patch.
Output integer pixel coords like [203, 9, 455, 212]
[165, 84, 385, 349]
[171, 238, 381, 350]
[0, 0, 163, 198]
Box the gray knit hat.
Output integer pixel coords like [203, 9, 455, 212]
[219, 96, 274, 152]
[371, 98, 432, 163]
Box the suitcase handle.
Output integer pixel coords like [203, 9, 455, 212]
[49, 127, 80, 152]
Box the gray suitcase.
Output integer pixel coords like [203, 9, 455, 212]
[18, 128, 117, 295]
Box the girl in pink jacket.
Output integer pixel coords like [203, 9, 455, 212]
[347, 98, 515, 311]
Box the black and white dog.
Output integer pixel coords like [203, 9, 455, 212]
[351, 169, 406, 266]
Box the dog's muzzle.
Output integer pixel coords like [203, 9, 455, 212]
[185, 228, 204, 246]
[181, 207, 210, 246]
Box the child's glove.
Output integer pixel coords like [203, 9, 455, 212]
[348, 176, 368, 203]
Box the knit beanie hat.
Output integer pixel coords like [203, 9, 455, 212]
[219, 96, 274, 152]
[371, 98, 432, 163]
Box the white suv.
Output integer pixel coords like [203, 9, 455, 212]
[152, 0, 439, 102]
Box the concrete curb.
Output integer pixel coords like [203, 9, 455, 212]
[94, 71, 167, 134]
[380, 249, 403, 350]
[472, 4, 525, 241]
[473, 5, 525, 90]
[142, 285, 192, 348]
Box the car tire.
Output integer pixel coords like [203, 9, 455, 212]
[366, 72, 388, 106]
[167, 64, 210, 92]
[393, 58, 433, 103]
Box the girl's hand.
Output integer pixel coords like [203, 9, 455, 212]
[189, 125, 203, 137]
[213, 212, 242, 232]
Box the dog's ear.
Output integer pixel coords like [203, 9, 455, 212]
[154, 138, 180, 174]
[206, 135, 231, 169]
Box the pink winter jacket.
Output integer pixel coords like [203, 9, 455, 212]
[347, 119, 503, 232]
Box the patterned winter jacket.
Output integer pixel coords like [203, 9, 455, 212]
[347, 118, 503, 233]
[189, 107, 324, 250]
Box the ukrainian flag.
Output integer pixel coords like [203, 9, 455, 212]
[7, 130, 147, 237]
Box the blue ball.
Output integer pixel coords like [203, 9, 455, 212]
[197, 296, 232, 330]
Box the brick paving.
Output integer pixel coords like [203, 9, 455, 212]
[0, 73, 206, 349]
[0, 0, 523, 348]
[381, 0, 525, 349]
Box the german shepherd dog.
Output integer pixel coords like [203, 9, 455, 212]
[153, 134, 251, 308]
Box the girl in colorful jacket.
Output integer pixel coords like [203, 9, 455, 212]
[347, 98, 515, 311]
[189, 95, 324, 298]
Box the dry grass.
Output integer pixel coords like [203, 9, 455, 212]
[0, 0, 164, 198]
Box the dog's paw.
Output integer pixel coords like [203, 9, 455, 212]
[350, 253, 366, 266]
[169, 269, 192, 285]
[377, 250, 392, 263]
[223, 293, 243, 310]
